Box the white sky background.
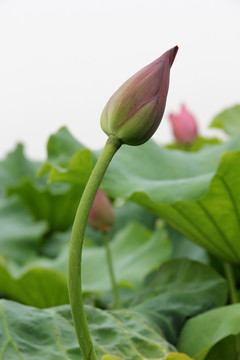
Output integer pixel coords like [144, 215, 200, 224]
[0, 0, 240, 160]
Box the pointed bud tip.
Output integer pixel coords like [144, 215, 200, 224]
[169, 46, 179, 67]
[101, 46, 179, 146]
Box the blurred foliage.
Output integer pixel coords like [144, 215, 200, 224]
[0, 104, 240, 358]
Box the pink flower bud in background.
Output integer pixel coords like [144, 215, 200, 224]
[168, 104, 198, 144]
[88, 189, 115, 233]
[101, 46, 178, 146]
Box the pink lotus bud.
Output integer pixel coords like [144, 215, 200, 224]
[169, 105, 198, 144]
[101, 46, 178, 146]
[88, 189, 115, 232]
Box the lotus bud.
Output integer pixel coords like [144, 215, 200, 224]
[169, 104, 198, 144]
[88, 189, 115, 232]
[101, 46, 178, 146]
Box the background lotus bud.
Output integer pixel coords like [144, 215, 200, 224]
[169, 104, 198, 144]
[101, 46, 178, 146]
[88, 189, 115, 232]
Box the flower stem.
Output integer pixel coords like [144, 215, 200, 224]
[224, 262, 240, 358]
[68, 135, 121, 360]
[224, 262, 239, 304]
[103, 232, 119, 308]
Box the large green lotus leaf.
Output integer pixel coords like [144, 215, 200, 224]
[210, 104, 240, 136]
[0, 197, 47, 264]
[102, 136, 240, 263]
[147, 151, 240, 264]
[177, 304, 240, 360]
[0, 144, 41, 195]
[0, 299, 176, 359]
[128, 259, 227, 345]
[103, 134, 240, 203]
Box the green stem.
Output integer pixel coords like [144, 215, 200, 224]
[103, 232, 119, 308]
[68, 135, 121, 360]
[224, 262, 240, 358]
[224, 262, 239, 304]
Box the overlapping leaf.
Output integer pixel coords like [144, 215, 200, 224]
[204, 336, 238, 360]
[39, 127, 93, 185]
[0, 260, 69, 308]
[178, 304, 240, 360]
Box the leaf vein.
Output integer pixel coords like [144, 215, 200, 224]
[51, 313, 69, 360]
[107, 311, 145, 359]
[0, 303, 25, 360]
[219, 176, 240, 232]
[196, 200, 239, 262]
[171, 203, 230, 259]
